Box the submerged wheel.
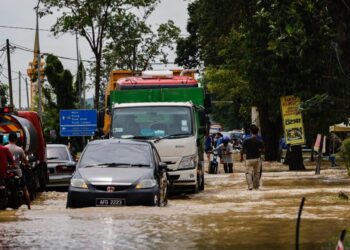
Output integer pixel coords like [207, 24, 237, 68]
[199, 170, 205, 191]
[38, 165, 48, 192]
[190, 181, 199, 194]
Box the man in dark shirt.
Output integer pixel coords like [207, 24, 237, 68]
[240, 125, 264, 190]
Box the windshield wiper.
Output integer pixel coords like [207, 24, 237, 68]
[154, 133, 191, 143]
[84, 163, 131, 168]
[130, 164, 150, 168]
[132, 136, 156, 140]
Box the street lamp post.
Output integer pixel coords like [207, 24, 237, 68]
[35, 0, 42, 120]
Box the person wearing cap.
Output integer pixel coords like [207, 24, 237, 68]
[215, 135, 233, 173]
[5, 132, 31, 209]
[240, 124, 264, 190]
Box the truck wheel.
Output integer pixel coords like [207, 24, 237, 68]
[190, 181, 199, 194]
[0, 197, 7, 210]
[199, 171, 205, 191]
[38, 165, 47, 192]
[0, 188, 8, 210]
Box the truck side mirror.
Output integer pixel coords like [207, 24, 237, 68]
[198, 109, 206, 127]
[198, 127, 206, 134]
[204, 93, 212, 113]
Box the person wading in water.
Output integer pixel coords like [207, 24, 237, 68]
[240, 125, 264, 190]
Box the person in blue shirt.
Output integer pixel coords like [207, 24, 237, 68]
[204, 131, 213, 162]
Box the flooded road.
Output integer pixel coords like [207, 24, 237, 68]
[1, 162, 350, 249]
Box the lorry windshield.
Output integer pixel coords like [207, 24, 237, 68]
[112, 106, 193, 139]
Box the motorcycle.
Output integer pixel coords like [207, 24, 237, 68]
[0, 169, 24, 210]
[208, 149, 219, 174]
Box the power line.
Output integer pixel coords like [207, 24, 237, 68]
[10, 42, 177, 65]
[0, 24, 189, 38]
[0, 25, 51, 32]
[12, 43, 95, 63]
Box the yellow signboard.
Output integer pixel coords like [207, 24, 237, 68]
[281, 95, 305, 145]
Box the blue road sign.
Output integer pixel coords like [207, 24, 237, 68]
[60, 109, 97, 137]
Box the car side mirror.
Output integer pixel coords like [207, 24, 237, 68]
[159, 162, 168, 172]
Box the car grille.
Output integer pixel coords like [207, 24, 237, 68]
[92, 185, 132, 192]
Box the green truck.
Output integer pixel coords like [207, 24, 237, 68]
[109, 87, 208, 193]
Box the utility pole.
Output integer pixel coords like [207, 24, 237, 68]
[75, 31, 82, 108]
[25, 77, 29, 109]
[35, 0, 42, 120]
[19, 71, 21, 109]
[6, 39, 13, 106]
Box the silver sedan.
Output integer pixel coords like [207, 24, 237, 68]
[47, 144, 76, 188]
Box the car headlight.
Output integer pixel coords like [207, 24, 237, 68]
[70, 173, 88, 189]
[178, 155, 196, 170]
[135, 179, 157, 189]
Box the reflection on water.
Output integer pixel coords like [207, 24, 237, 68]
[1, 165, 350, 249]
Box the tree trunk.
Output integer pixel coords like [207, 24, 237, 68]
[286, 145, 305, 171]
[94, 55, 101, 110]
[258, 105, 283, 161]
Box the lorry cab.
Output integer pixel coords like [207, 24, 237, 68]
[111, 102, 204, 193]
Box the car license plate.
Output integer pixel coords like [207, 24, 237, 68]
[96, 198, 125, 206]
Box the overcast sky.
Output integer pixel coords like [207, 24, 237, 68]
[0, 0, 190, 108]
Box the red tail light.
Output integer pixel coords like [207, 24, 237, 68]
[56, 165, 75, 173]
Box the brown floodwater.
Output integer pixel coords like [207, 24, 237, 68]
[1, 162, 350, 250]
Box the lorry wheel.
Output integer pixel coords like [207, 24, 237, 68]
[190, 181, 199, 194]
[37, 165, 47, 192]
[0, 198, 7, 210]
[0, 188, 8, 210]
[199, 171, 205, 191]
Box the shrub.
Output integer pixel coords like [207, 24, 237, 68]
[338, 137, 350, 175]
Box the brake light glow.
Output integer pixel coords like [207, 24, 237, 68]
[1, 107, 13, 113]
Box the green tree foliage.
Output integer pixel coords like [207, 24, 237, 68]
[74, 61, 87, 108]
[41, 0, 159, 110]
[339, 137, 350, 175]
[43, 54, 75, 140]
[178, 0, 350, 161]
[0, 83, 8, 107]
[103, 19, 180, 73]
[204, 68, 250, 129]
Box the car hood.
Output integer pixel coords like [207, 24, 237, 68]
[78, 167, 153, 185]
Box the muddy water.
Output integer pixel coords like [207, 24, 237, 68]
[1, 162, 350, 249]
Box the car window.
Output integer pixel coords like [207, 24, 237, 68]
[79, 143, 152, 168]
[47, 146, 70, 160]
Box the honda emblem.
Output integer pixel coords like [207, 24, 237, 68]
[107, 186, 115, 192]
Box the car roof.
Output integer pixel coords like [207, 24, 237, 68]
[88, 138, 153, 148]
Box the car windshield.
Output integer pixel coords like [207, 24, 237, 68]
[111, 106, 193, 139]
[78, 142, 152, 168]
[47, 146, 70, 160]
